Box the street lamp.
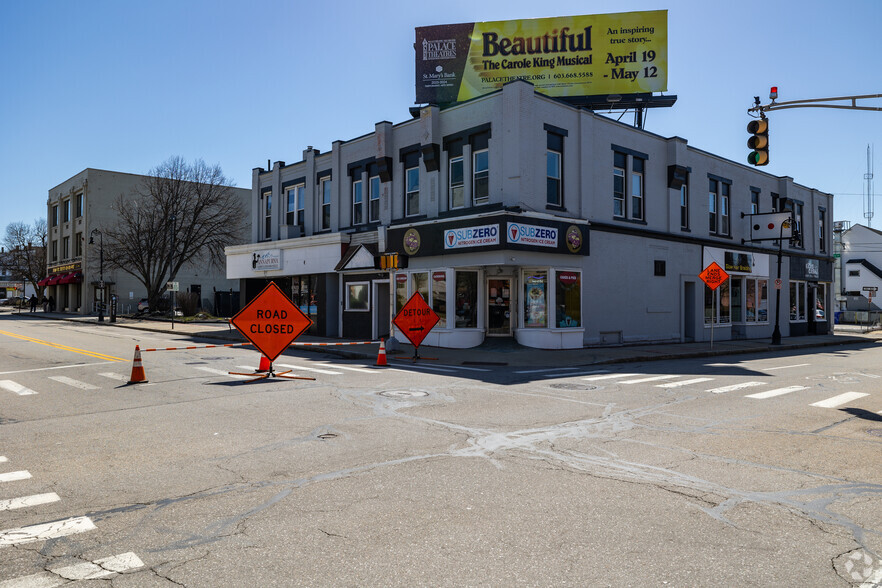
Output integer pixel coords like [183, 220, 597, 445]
[89, 229, 104, 322]
[771, 218, 793, 345]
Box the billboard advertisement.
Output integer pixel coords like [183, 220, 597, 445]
[415, 10, 667, 104]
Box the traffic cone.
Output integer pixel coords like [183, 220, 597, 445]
[257, 355, 271, 372]
[376, 338, 387, 366]
[127, 345, 148, 384]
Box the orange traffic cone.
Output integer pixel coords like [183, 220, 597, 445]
[376, 338, 387, 366]
[257, 355, 271, 372]
[127, 345, 148, 384]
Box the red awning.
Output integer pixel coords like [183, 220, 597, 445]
[37, 276, 50, 286]
[59, 272, 83, 284]
[47, 274, 63, 285]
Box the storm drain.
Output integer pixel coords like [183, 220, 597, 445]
[548, 383, 598, 391]
[379, 390, 430, 399]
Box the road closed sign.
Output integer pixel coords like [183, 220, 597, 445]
[393, 292, 440, 348]
[230, 281, 312, 361]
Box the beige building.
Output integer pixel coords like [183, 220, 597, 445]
[45, 168, 250, 315]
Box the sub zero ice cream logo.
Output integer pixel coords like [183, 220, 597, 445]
[423, 38, 456, 60]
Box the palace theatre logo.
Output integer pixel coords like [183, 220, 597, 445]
[423, 38, 456, 60]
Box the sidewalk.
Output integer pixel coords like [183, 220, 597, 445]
[3, 307, 881, 368]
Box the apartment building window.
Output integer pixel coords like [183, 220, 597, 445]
[51, 240, 58, 262]
[612, 147, 647, 221]
[750, 188, 760, 215]
[449, 156, 464, 209]
[63, 199, 71, 223]
[406, 165, 419, 217]
[76, 193, 84, 217]
[472, 149, 489, 204]
[284, 183, 305, 229]
[75, 232, 83, 257]
[818, 207, 827, 252]
[62, 236, 70, 260]
[369, 174, 381, 223]
[352, 179, 364, 225]
[794, 202, 804, 247]
[680, 183, 689, 230]
[545, 125, 567, 207]
[261, 189, 272, 240]
[52, 205, 59, 227]
[319, 175, 331, 231]
[708, 176, 731, 236]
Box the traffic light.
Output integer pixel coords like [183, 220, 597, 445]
[747, 117, 769, 166]
[379, 252, 407, 270]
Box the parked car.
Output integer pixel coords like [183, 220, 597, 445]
[137, 298, 149, 313]
[0, 296, 28, 307]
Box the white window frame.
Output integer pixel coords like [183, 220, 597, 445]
[630, 158, 644, 221]
[472, 148, 489, 204]
[346, 281, 370, 311]
[286, 183, 305, 229]
[449, 155, 464, 209]
[262, 191, 272, 241]
[319, 177, 331, 231]
[369, 175, 380, 223]
[547, 149, 562, 206]
[680, 183, 689, 230]
[352, 179, 364, 226]
[406, 166, 419, 217]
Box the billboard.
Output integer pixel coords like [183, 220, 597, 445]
[415, 10, 667, 104]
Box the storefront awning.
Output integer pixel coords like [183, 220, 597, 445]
[58, 272, 83, 284]
[46, 274, 63, 285]
[37, 276, 50, 286]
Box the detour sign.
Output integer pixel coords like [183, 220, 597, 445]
[393, 292, 439, 348]
[230, 281, 312, 361]
[699, 262, 729, 291]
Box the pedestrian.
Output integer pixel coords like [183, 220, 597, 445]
[48, 296, 55, 312]
[41, 295, 48, 312]
[29, 294, 37, 312]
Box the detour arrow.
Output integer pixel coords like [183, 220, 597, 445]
[393, 292, 439, 348]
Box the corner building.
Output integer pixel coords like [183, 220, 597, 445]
[226, 80, 834, 348]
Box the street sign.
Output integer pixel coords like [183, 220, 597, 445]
[167, 281, 179, 292]
[746, 211, 793, 241]
[392, 292, 439, 349]
[699, 262, 729, 291]
[230, 281, 312, 362]
[862, 286, 878, 292]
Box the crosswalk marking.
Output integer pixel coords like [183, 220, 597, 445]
[0, 493, 61, 512]
[195, 367, 251, 379]
[810, 392, 870, 408]
[270, 363, 342, 375]
[619, 375, 678, 384]
[746, 386, 809, 399]
[0, 380, 37, 396]
[0, 552, 144, 587]
[706, 381, 766, 394]
[764, 363, 811, 371]
[0, 516, 96, 547]
[0, 471, 32, 483]
[514, 367, 581, 374]
[0, 456, 7, 463]
[98, 372, 129, 382]
[656, 378, 714, 388]
[581, 373, 636, 381]
[48, 376, 98, 390]
[315, 363, 377, 374]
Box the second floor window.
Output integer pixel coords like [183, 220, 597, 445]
[63, 236, 70, 259]
[680, 183, 689, 230]
[352, 179, 364, 225]
[369, 175, 380, 223]
[473, 149, 489, 204]
[286, 184, 305, 230]
[76, 193, 84, 217]
[52, 205, 59, 227]
[63, 199, 71, 223]
[51, 240, 58, 261]
[547, 149, 561, 206]
[613, 150, 645, 221]
[708, 177, 731, 237]
[262, 191, 272, 240]
[319, 176, 331, 231]
[449, 156, 464, 209]
[613, 152, 626, 217]
[75, 232, 83, 256]
[631, 157, 644, 221]
[750, 189, 760, 215]
[406, 166, 419, 217]
[818, 208, 826, 252]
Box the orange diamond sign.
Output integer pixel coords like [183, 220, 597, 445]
[230, 282, 312, 361]
[699, 262, 729, 291]
[393, 292, 439, 348]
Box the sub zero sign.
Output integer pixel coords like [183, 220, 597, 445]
[230, 281, 313, 361]
[393, 292, 440, 348]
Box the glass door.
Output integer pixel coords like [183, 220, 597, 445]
[487, 278, 512, 336]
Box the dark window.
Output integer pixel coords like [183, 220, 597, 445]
[654, 260, 666, 276]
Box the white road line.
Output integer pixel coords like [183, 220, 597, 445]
[656, 378, 714, 388]
[764, 363, 812, 371]
[746, 386, 809, 399]
[581, 373, 637, 381]
[514, 367, 581, 374]
[619, 375, 679, 384]
[388, 364, 458, 373]
[0, 516, 96, 547]
[315, 363, 377, 374]
[0, 552, 144, 587]
[0, 493, 61, 511]
[195, 367, 251, 379]
[810, 392, 870, 408]
[706, 381, 766, 394]
[0, 471, 32, 483]
[48, 376, 98, 390]
[0, 380, 37, 396]
[0, 457, 6, 463]
[272, 363, 342, 375]
[98, 372, 129, 382]
[0, 362, 108, 376]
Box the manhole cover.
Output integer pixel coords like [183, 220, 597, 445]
[866, 428, 882, 438]
[317, 433, 338, 440]
[549, 383, 598, 391]
[379, 390, 430, 398]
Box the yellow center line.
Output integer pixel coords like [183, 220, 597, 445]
[0, 329, 126, 362]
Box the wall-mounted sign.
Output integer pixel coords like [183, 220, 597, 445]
[415, 10, 668, 104]
[444, 224, 500, 249]
[252, 249, 281, 271]
[507, 223, 558, 247]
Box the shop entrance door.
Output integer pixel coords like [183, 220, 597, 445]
[487, 278, 512, 336]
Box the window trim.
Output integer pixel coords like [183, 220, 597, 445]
[369, 175, 381, 223]
[346, 281, 370, 311]
[472, 148, 489, 204]
[680, 182, 690, 230]
[352, 178, 364, 226]
[405, 165, 420, 217]
[319, 176, 332, 231]
[449, 155, 464, 210]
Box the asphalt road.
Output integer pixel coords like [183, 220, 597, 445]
[1, 316, 881, 586]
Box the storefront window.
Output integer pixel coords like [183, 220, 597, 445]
[704, 281, 731, 325]
[524, 271, 548, 328]
[815, 283, 826, 320]
[432, 271, 447, 328]
[790, 281, 806, 321]
[292, 275, 319, 334]
[743, 278, 769, 323]
[455, 271, 477, 328]
[346, 282, 369, 311]
[395, 273, 407, 314]
[412, 272, 428, 302]
[731, 278, 742, 323]
[555, 271, 581, 328]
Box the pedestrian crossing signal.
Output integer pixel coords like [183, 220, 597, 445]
[747, 118, 769, 166]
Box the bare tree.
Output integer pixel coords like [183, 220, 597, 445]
[100, 156, 246, 310]
[2, 219, 48, 295]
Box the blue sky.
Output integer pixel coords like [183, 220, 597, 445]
[1, 0, 880, 236]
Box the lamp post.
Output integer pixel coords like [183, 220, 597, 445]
[89, 229, 104, 322]
[771, 218, 793, 345]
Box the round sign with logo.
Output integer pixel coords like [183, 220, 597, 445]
[403, 228, 421, 255]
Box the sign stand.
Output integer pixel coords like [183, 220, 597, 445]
[392, 293, 440, 363]
[699, 262, 730, 351]
[229, 360, 315, 383]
